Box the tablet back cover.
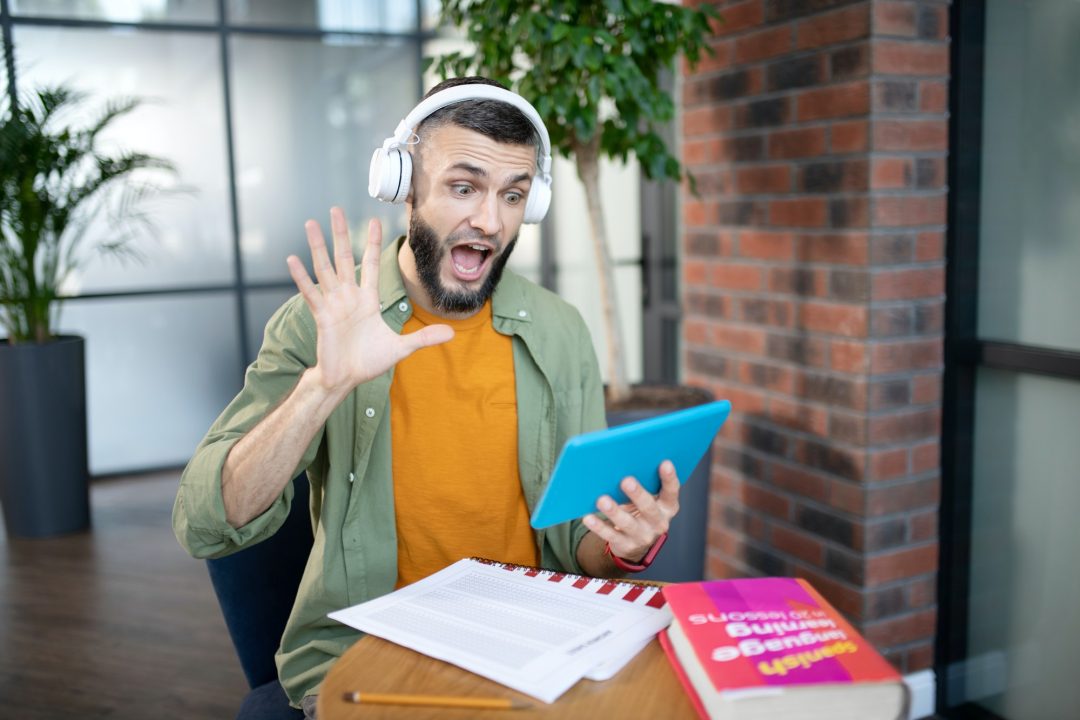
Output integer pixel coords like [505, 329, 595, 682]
[530, 400, 731, 529]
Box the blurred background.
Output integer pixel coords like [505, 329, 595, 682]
[1, 0, 653, 477]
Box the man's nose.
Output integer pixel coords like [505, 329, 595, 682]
[469, 193, 502, 236]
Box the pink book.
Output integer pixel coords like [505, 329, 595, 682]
[660, 577, 909, 720]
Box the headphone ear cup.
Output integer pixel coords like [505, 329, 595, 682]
[522, 176, 551, 224]
[394, 150, 413, 204]
[368, 146, 412, 204]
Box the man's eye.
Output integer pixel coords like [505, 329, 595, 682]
[505, 192, 523, 205]
[452, 185, 474, 196]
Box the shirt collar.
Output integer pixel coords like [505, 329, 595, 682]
[376, 235, 410, 310]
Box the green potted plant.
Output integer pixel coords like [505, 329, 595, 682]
[429, 0, 721, 581]
[0, 85, 174, 537]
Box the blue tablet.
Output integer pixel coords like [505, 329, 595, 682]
[530, 400, 731, 529]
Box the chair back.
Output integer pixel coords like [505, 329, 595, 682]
[206, 475, 313, 689]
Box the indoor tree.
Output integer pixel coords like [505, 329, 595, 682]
[429, 0, 717, 403]
[0, 83, 176, 538]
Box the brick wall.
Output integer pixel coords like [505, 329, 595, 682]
[681, 0, 948, 673]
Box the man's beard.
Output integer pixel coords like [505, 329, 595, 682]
[408, 211, 517, 315]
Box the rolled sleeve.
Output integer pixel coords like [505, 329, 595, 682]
[173, 437, 299, 558]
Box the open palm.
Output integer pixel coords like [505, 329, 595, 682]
[286, 207, 453, 395]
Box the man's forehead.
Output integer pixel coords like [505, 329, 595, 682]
[421, 124, 536, 177]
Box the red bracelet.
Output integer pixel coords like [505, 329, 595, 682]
[605, 532, 668, 573]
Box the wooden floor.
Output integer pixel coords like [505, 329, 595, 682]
[0, 470, 248, 719]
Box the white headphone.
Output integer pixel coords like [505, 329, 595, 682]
[367, 84, 553, 225]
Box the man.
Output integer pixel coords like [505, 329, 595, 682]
[173, 77, 681, 717]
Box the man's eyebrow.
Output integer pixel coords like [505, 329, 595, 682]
[449, 162, 487, 178]
[448, 163, 532, 187]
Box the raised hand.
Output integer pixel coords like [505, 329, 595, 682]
[286, 207, 454, 397]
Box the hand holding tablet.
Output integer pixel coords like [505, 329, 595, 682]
[530, 400, 732, 529]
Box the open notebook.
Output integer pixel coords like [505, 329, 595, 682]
[328, 558, 672, 703]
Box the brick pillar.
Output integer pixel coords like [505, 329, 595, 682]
[681, 0, 948, 673]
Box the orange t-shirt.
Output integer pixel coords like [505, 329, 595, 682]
[390, 300, 539, 587]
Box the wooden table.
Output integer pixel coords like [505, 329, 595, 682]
[318, 633, 699, 719]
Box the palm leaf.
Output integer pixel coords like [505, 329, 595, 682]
[0, 83, 176, 343]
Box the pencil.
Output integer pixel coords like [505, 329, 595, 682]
[342, 692, 531, 709]
[339, 690, 529, 708]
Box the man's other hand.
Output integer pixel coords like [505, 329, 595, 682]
[582, 459, 680, 564]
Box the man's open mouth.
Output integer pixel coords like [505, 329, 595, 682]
[449, 242, 494, 281]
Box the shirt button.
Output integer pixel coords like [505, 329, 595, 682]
[348, 472, 355, 483]
[365, 407, 375, 418]
[518, 310, 528, 318]
[398, 302, 409, 312]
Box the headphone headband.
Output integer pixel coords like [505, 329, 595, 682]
[385, 84, 552, 174]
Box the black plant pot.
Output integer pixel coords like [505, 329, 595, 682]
[606, 384, 715, 583]
[0, 335, 91, 538]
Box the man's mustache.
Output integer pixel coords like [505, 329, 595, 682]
[444, 230, 500, 251]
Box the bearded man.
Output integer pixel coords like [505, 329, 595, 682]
[173, 76, 682, 719]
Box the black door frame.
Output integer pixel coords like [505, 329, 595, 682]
[937, 1, 1080, 717]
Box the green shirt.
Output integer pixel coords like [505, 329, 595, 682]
[172, 237, 606, 706]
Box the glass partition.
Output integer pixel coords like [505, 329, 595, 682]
[551, 154, 644, 383]
[977, 0, 1080, 353]
[13, 26, 234, 293]
[60, 294, 243, 474]
[244, 287, 298, 365]
[229, 34, 416, 283]
[963, 369, 1080, 718]
[225, 0, 415, 33]
[10, 0, 217, 23]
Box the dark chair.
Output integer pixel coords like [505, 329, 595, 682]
[206, 475, 313, 720]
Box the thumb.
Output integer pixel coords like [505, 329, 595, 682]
[400, 324, 455, 353]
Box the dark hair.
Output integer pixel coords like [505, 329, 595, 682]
[417, 76, 539, 152]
